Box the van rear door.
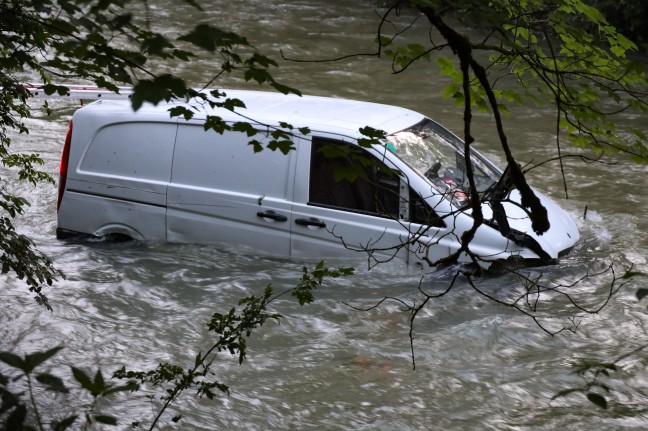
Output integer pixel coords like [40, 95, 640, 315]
[58, 104, 177, 240]
[167, 124, 295, 256]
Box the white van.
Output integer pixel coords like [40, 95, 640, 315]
[56, 89, 579, 269]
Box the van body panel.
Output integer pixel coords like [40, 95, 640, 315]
[290, 203, 411, 261]
[64, 178, 168, 207]
[481, 189, 580, 259]
[166, 194, 292, 254]
[166, 124, 295, 255]
[196, 90, 426, 138]
[60, 105, 176, 239]
[57, 191, 166, 240]
[77, 122, 176, 182]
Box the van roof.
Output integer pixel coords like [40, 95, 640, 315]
[82, 89, 426, 138]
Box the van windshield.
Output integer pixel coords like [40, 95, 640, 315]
[385, 119, 500, 207]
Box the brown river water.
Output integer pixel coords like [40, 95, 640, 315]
[1, 1, 647, 429]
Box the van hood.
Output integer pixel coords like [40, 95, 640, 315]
[481, 189, 580, 260]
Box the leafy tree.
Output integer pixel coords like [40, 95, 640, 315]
[0, 0, 304, 308]
[380, 0, 648, 247]
[375, 0, 647, 296]
[280, 0, 647, 272]
[296, 0, 648, 407]
[1, 263, 352, 430]
[0, 0, 308, 428]
[590, 0, 648, 44]
[1, 0, 647, 425]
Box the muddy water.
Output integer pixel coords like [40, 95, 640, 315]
[2, 1, 648, 429]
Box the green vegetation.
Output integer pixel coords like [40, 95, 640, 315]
[591, 0, 648, 44]
[1, 0, 647, 428]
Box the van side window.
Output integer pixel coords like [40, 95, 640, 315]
[308, 138, 400, 218]
[409, 186, 446, 227]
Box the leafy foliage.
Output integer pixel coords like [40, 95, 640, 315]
[1, 0, 646, 426]
[0, 346, 136, 430]
[0, 191, 63, 310]
[590, 0, 648, 44]
[113, 262, 352, 429]
[366, 0, 648, 269]
[382, 0, 648, 164]
[292, 261, 354, 305]
[0, 0, 307, 307]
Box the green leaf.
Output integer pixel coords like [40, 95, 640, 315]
[624, 270, 647, 280]
[6, 404, 27, 430]
[19, 346, 64, 374]
[357, 126, 387, 148]
[376, 35, 392, 47]
[0, 352, 25, 371]
[36, 373, 69, 393]
[586, 392, 608, 409]
[204, 116, 230, 134]
[41, 84, 69, 96]
[101, 381, 139, 396]
[247, 52, 278, 69]
[232, 122, 257, 137]
[131, 75, 188, 110]
[168, 106, 194, 120]
[178, 24, 248, 51]
[171, 48, 196, 61]
[245, 67, 271, 84]
[141, 34, 173, 56]
[267, 139, 294, 154]
[636, 288, 648, 301]
[249, 140, 264, 153]
[630, 128, 647, 141]
[53, 415, 78, 431]
[94, 415, 118, 425]
[94, 369, 106, 393]
[436, 56, 455, 76]
[359, 126, 387, 139]
[219, 98, 246, 111]
[71, 367, 96, 395]
[443, 84, 460, 99]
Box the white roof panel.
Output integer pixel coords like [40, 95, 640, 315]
[81, 89, 425, 138]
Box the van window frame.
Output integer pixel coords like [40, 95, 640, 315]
[307, 137, 404, 219]
[304, 136, 446, 229]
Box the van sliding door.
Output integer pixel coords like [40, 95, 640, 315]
[167, 124, 295, 255]
[291, 136, 412, 263]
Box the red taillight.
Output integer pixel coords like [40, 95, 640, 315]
[57, 120, 73, 211]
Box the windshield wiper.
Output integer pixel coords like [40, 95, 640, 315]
[483, 166, 513, 202]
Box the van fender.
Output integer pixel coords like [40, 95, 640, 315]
[93, 224, 144, 241]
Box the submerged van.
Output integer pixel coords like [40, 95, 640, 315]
[56, 89, 579, 269]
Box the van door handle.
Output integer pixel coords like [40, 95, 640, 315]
[256, 211, 288, 222]
[295, 218, 326, 228]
